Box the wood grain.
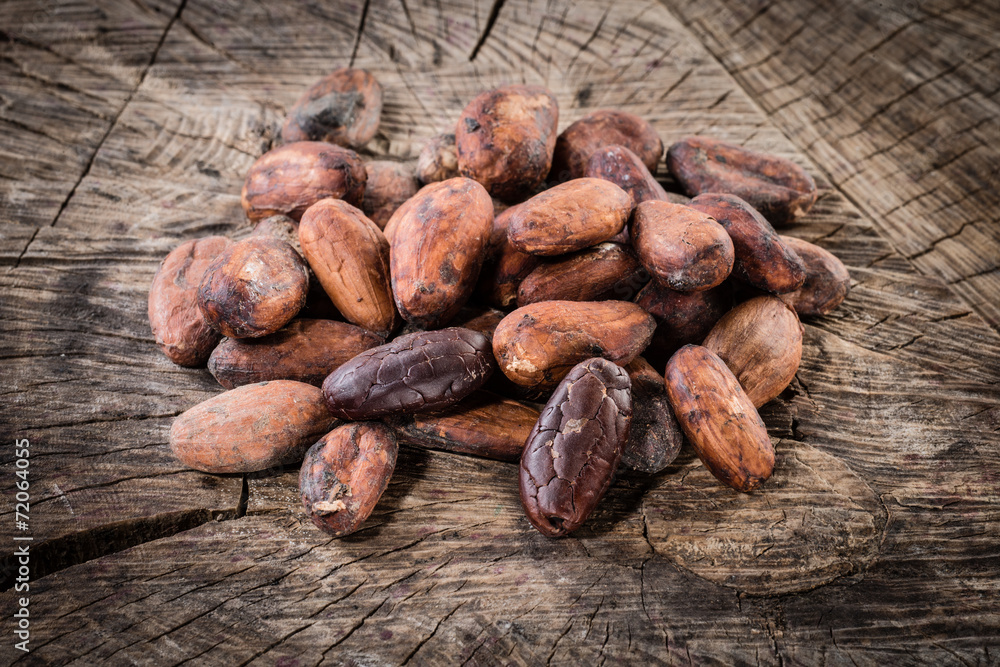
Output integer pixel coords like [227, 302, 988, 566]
[1, 0, 998, 663]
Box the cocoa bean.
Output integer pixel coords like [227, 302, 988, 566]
[300, 422, 397, 537]
[550, 110, 663, 181]
[281, 68, 382, 149]
[241, 141, 366, 222]
[585, 144, 669, 204]
[778, 236, 851, 316]
[519, 357, 631, 537]
[416, 132, 459, 184]
[634, 281, 732, 370]
[197, 236, 309, 339]
[621, 357, 684, 474]
[664, 345, 774, 492]
[322, 327, 495, 420]
[517, 242, 646, 305]
[148, 236, 231, 367]
[363, 160, 420, 229]
[666, 136, 817, 225]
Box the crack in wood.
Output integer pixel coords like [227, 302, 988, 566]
[469, 0, 506, 62]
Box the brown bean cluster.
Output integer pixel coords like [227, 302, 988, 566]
[149, 68, 851, 538]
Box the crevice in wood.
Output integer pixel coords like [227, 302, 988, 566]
[469, 0, 506, 62]
[10, 226, 40, 271]
[48, 0, 189, 229]
[0, 505, 238, 592]
[350, 0, 372, 67]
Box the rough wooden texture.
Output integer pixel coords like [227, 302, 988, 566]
[1, 0, 998, 663]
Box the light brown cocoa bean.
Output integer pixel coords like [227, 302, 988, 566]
[778, 236, 851, 316]
[664, 345, 774, 492]
[197, 236, 309, 339]
[632, 200, 734, 292]
[493, 300, 655, 389]
[207, 319, 383, 389]
[667, 136, 818, 225]
[390, 177, 493, 328]
[416, 132, 459, 184]
[241, 141, 366, 222]
[456, 85, 559, 201]
[281, 68, 382, 149]
[170, 380, 337, 473]
[507, 178, 633, 256]
[299, 198, 398, 337]
[148, 236, 231, 367]
[702, 295, 803, 408]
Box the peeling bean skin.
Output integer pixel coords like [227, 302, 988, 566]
[322, 327, 495, 420]
[519, 357, 631, 537]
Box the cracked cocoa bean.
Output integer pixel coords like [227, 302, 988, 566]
[148, 236, 231, 367]
[664, 345, 774, 492]
[519, 357, 631, 537]
[778, 236, 851, 316]
[456, 85, 559, 202]
[389, 391, 539, 462]
[281, 67, 382, 149]
[241, 141, 366, 222]
[632, 200, 734, 292]
[667, 136, 817, 225]
[300, 422, 397, 537]
[322, 327, 495, 420]
[197, 236, 309, 339]
[507, 178, 633, 256]
[550, 109, 663, 182]
[689, 193, 806, 294]
[208, 319, 383, 389]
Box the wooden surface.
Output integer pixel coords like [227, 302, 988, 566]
[1, 0, 998, 664]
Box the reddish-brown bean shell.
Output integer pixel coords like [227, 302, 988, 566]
[517, 242, 646, 305]
[281, 68, 383, 149]
[241, 141, 366, 222]
[299, 198, 398, 337]
[148, 236, 231, 367]
[666, 136, 817, 226]
[520, 357, 631, 537]
[664, 345, 774, 492]
[390, 177, 494, 329]
[207, 319, 384, 389]
[550, 110, 663, 181]
[416, 132, 459, 184]
[621, 357, 684, 473]
[507, 178, 634, 256]
[456, 85, 559, 202]
[632, 200, 734, 292]
[689, 193, 806, 294]
[778, 236, 851, 316]
[585, 144, 669, 204]
[363, 161, 420, 229]
[300, 422, 397, 537]
[197, 236, 309, 339]
[634, 281, 732, 370]
[170, 380, 338, 474]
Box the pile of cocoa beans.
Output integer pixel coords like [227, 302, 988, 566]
[149, 68, 850, 539]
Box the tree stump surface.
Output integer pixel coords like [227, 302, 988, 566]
[1, 0, 998, 664]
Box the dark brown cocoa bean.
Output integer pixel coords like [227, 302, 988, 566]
[208, 319, 383, 389]
[322, 327, 495, 420]
[516, 242, 646, 305]
[778, 236, 851, 316]
[197, 236, 309, 339]
[550, 110, 663, 182]
[363, 160, 420, 229]
[389, 391, 539, 462]
[621, 357, 684, 474]
[634, 281, 732, 370]
[666, 136, 818, 225]
[148, 236, 231, 367]
[241, 141, 366, 222]
[281, 68, 383, 149]
[519, 357, 631, 537]
[664, 345, 774, 492]
[300, 422, 397, 537]
[416, 132, 459, 184]
[689, 193, 806, 294]
[507, 178, 633, 256]
[390, 177, 494, 328]
[456, 85, 559, 201]
[585, 144, 669, 204]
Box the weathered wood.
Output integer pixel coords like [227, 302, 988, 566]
[666, 0, 1000, 333]
[1, 0, 999, 663]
